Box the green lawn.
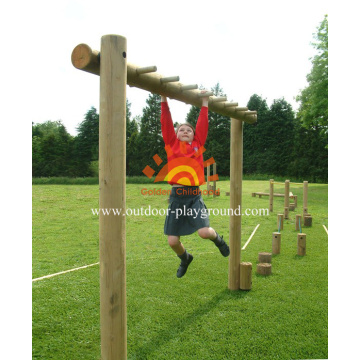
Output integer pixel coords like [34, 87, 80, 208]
[32, 181, 328, 359]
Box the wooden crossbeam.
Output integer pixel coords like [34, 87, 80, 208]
[71, 43, 257, 123]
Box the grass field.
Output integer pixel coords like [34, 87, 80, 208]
[32, 181, 328, 359]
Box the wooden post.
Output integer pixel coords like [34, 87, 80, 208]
[297, 233, 306, 256]
[207, 165, 210, 196]
[284, 180, 290, 219]
[257, 263, 272, 276]
[99, 35, 127, 360]
[277, 214, 284, 231]
[304, 215, 312, 227]
[295, 214, 302, 231]
[258, 252, 272, 263]
[228, 118, 243, 290]
[239, 262, 252, 290]
[303, 181, 308, 217]
[272, 232, 281, 254]
[213, 162, 217, 198]
[294, 195, 298, 208]
[269, 179, 274, 212]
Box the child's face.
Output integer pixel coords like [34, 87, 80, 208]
[177, 125, 194, 142]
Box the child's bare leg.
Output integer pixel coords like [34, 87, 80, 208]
[197, 227, 230, 257]
[168, 235, 185, 255]
[168, 235, 193, 278]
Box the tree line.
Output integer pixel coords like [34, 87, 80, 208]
[32, 16, 327, 183]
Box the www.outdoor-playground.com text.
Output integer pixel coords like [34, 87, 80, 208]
[91, 206, 269, 219]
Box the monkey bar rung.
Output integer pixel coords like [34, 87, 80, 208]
[136, 66, 157, 74]
[160, 76, 180, 83]
[210, 96, 227, 103]
[181, 84, 198, 91]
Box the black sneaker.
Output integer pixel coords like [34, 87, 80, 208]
[176, 254, 193, 278]
[215, 236, 230, 257]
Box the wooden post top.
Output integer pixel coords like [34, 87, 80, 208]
[71, 42, 257, 124]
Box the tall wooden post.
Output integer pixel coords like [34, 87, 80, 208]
[99, 35, 127, 360]
[303, 181, 309, 217]
[284, 179, 290, 219]
[213, 162, 217, 198]
[269, 179, 274, 212]
[229, 118, 243, 290]
[207, 165, 210, 196]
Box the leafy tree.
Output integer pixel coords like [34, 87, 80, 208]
[32, 120, 75, 176]
[296, 15, 328, 134]
[243, 94, 270, 174]
[136, 93, 166, 175]
[75, 107, 99, 164]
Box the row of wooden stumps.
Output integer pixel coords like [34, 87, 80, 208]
[274, 211, 312, 256]
[240, 208, 313, 290]
[239, 252, 272, 291]
[270, 179, 309, 217]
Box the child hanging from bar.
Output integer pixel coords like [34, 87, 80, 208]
[161, 91, 230, 278]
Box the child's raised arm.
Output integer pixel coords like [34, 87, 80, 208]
[195, 90, 210, 145]
[160, 96, 176, 145]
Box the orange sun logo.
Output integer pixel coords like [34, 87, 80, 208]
[142, 146, 219, 185]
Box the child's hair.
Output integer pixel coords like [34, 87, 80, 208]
[175, 123, 195, 135]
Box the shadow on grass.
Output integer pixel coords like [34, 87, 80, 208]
[293, 255, 306, 260]
[131, 288, 250, 358]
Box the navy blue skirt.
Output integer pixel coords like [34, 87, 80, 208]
[164, 186, 210, 236]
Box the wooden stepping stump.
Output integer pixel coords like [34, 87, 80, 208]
[240, 262, 252, 290]
[297, 233, 306, 256]
[258, 252, 272, 263]
[272, 232, 281, 254]
[257, 263, 272, 276]
[304, 215, 312, 227]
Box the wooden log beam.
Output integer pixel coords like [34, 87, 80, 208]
[71, 43, 257, 124]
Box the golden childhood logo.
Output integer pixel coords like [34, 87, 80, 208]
[142, 144, 218, 186]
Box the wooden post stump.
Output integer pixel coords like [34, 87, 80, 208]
[213, 163, 217, 198]
[269, 179, 274, 212]
[294, 195, 298, 208]
[297, 233, 306, 256]
[256, 263, 272, 276]
[277, 214, 284, 231]
[207, 165, 210, 196]
[226, 192, 230, 196]
[303, 181, 308, 217]
[295, 214, 302, 231]
[289, 203, 295, 211]
[272, 232, 281, 254]
[284, 206, 289, 219]
[258, 252, 272, 263]
[240, 262, 252, 290]
[304, 215, 312, 227]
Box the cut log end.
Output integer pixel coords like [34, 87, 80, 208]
[256, 263, 272, 276]
[258, 252, 272, 263]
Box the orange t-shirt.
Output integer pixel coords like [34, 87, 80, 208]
[160, 102, 208, 186]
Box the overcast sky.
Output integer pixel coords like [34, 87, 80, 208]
[3, 0, 329, 135]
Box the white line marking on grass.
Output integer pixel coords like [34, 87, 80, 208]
[32, 262, 100, 282]
[323, 225, 328, 235]
[242, 224, 260, 250]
